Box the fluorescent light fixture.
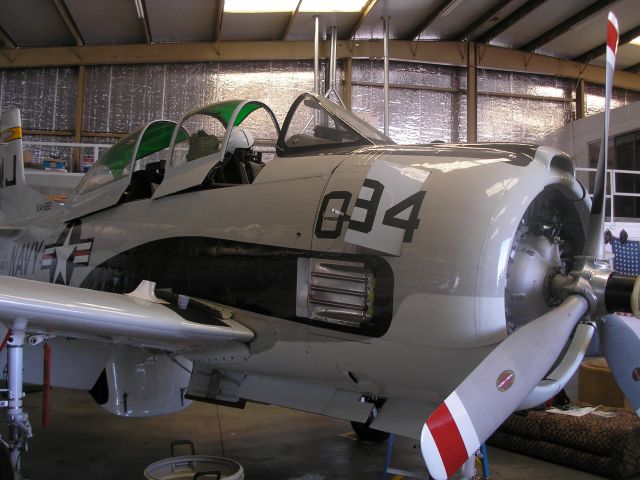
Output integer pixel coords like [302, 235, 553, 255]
[299, 0, 368, 13]
[630, 35, 640, 46]
[224, 0, 299, 13]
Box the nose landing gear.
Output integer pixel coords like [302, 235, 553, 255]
[0, 320, 33, 480]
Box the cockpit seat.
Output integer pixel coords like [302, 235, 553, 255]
[209, 128, 264, 185]
[245, 160, 264, 182]
[121, 160, 166, 202]
[186, 130, 220, 162]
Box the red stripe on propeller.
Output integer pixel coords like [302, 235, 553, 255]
[426, 402, 468, 477]
[607, 18, 619, 54]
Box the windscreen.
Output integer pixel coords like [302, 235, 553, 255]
[278, 94, 392, 155]
[75, 129, 140, 194]
[76, 121, 183, 194]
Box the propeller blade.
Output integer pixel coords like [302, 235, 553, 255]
[420, 295, 588, 480]
[600, 314, 640, 414]
[583, 11, 619, 259]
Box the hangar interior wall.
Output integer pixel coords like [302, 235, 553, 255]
[1, 60, 640, 165]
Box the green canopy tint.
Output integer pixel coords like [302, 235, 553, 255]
[198, 100, 263, 127]
[98, 132, 138, 178]
[89, 102, 263, 185]
[136, 121, 187, 160]
[91, 121, 184, 179]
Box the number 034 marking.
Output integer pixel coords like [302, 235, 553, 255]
[316, 160, 430, 256]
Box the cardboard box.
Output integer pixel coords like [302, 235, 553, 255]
[22, 149, 33, 164]
[43, 158, 67, 172]
[578, 357, 632, 410]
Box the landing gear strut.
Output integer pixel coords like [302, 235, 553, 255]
[0, 440, 12, 479]
[1, 319, 33, 480]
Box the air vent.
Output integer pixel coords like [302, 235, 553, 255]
[297, 258, 375, 328]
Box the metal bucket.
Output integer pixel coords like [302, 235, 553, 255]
[144, 441, 244, 480]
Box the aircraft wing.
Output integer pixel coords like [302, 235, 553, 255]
[0, 275, 254, 351]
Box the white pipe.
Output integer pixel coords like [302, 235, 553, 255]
[329, 25, 337, 93]
[7, 318, 31, 476]
[382, 16, 390, 136]
[314, 16, 320, 95]
[7, 322, 26, 419]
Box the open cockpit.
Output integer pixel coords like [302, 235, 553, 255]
[63, 93, 392, 221]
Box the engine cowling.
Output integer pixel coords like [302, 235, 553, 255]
[374, 144, 589, 348]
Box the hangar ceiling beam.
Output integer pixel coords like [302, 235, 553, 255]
[0, 40, 639, 91]
[474, 41, 639, 91]
[455, 0, 511, 41]
[346, 0, 378, 40]
[477, 0, 548, 44]
[53, 0, 84, 46]
[406, 0, 456, 40]
[522, 0, 615, 52]
[0, 26, 16, 49]
[282, 1, 302, 41]
[574, 24, 640, 64]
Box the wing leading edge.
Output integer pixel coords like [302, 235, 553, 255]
[0, 276, 253, 351]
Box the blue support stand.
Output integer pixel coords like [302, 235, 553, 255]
[479, 443, 491, 479]
[382, 433, 429, 479]
[382, 434, 491, 479]
[382, 433, 395, 479]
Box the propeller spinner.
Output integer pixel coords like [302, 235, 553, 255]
[420, 12, 640, 479]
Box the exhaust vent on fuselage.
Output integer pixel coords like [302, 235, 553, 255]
[296, 258, 375, 328]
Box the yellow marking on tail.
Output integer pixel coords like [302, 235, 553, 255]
[1, 126, 22, 142]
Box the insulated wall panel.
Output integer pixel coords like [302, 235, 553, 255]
[82, 60, 317, 137]
[0, 68, 76, 131]
[352, 59, 463, 89]
[585, 82, 640, 117]
[84, 64, 166, 133]
[477, 96, 571, 144]
[477, 70, 571, 98]
[3, 61, 640, 152]
[352, 84, 467, 143]
[477, 69, 573, 145]
[351, 60, 466, 144]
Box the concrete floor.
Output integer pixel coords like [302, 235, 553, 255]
[4, 387, 632, 480]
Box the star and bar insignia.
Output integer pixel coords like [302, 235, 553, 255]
[41, 221, 94, 285]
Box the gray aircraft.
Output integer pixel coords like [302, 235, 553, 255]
[0, 11, 637, 480]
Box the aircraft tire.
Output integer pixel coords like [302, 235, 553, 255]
[0, 442, 14, 480]
[350, 420, 390, 443]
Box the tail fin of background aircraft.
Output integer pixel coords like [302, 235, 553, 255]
[0, 108, 49, 224]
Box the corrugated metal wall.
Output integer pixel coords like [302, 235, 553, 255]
[2, 60, 639, 150]
[0, 67, 77, 131]
[351, 61, 466, 144]
[81, 61, 319, 133]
